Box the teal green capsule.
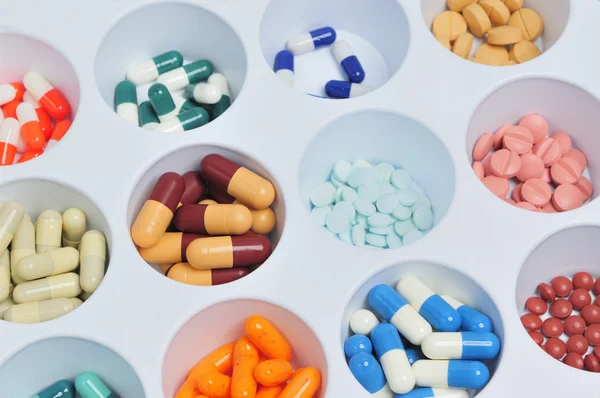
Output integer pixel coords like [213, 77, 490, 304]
[157, 60, 214, 92]
[139, 101, 159, 129]
[148, 83, 177, 122]
[180, 99, 199, 114]
[31, 379, 74, 398]
[155, 107, 210, 133]
[115, 81, 139, 125]
[126, 51, 183, 85]
[75, 372, 118, 398]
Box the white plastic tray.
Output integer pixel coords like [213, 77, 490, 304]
[0, 0, 598, 397]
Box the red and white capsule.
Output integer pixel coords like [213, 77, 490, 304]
[0, 118, 21, 165]
[16, 102, 46, 150]
[23, 91, 53, 139]
[0, 83, 24, 106]
[23, 72, 71, 120]
[46, 120, 71, 151]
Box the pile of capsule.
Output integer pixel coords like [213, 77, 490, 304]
[176, 315, 321, 398]
[0, 202, 107, 323]
[0, 72, 72, 165]
[132, 154, 276, 286]
[273, 27, 373, 99]
[115, 51, 231, 133]
[521, 272, 600, 372]
[345, 276, 501, 397]
[32, 371, 118, 398]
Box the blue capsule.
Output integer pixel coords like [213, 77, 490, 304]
[405, 347, 422, 365]
[274, 50, 294, 87]
[349, 352, 393, 396]
[371, 323, 415, 394]
[332, 40, 365, 83]
[345, 334, 373, 358]
[395, 387, 469, 398]
[325, 80, 374, 99]
[412, 359, 490, 390]
[287, 26, 337, 55]
[442, 295, 493, 332]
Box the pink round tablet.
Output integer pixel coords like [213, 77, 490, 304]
[533, 138, 562, 167]
[490, 149, 522, 178]
[493, 125, 512, 149]
[553, 184, 585, 212]
[505, 198, 516, 205]
[472, 161, 485, 181]
[516, 153, 545, 182]
[483, 156, 493, 176]
[563, 148, 587, 170]
[516, 201, 536, 211]
[503, 126, 534, 154]
[541, 168, 551, 183]
[518, 114, 549, 143]
[483, 176, 510, 197]
[574, 176, 593, 200]
[473, 133, 494, 161]
[521, 178, 553, 206]
[542, 202, 559, 213]
[549, 131, 572, 155]
[512, 183, 524, 202]
[551, 157, 583, 185]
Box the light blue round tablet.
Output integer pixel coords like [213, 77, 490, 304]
[376, 193, 400, 214]
[381, 183, 396, 194]
[354, 199, 376, 216]
[338, 228, 353, 244]
[418, 194, 432, 210]
[366, 233, 387, 247]
[311, 182, 336, 207]
[396, 189, 419, 206]
[330, 174, 344, 188]
[376, 162, 395, 182]
[394, 219, 416, 237]
[392, 204, 412, 220]
[403, 229, 424, 245]
[326, 209, 351, 234]
[310, 206, 332, 226]
[334, 160, 352, 182]
[356, 214, 368, 228]
[368, 213, 394, 228]
[352, 160, 372, 169]
[358, 186, 379, 203]
[369, 225, 394, 235]
[413, 207, 434, 230]
[335, 186, 345, 203]
[391, 169, 412, 189]
[347, 167, 371, 188]
[333, 201, 356, 220]
[342, 187, 358, 202]
[352, 225, 366, 246]
[386, 233, 403, 248]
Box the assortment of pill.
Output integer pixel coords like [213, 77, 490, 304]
[521, 272, 600, 372]
[273, 27, 373, 99]
[432, 0, 544, 65]
[0, 72, 72, 165]
[310, 160, 434, 249]
[115, 51, 232, 132]
[472, 113, 593, 212]
[132, 154, 277, 285]
[32, 372, 118, 398]
[345, 276, 500, 397]
[175, 314, 321, 398]
[0, 202, 107, 323]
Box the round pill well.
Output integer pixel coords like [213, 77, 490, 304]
[259, 0, 409, 98]
[94, 2, 246, 132]
[161, 298, 328, 397]
[299, 110, 455, 249]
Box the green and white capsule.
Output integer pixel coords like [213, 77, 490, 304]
[154, 107, 209, 133]
[173, 96, 199, 115]
[148, 83, 178, 122]
[126, 50, 183, 86]
[208, 73, 231, 119]
[114, 81, 139, 126]
[185, 83, 221, 105]
[138, 101, 159, 129]
[157, 59, 213, 91]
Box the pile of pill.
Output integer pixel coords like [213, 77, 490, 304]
[310, 160, 434, 248]
[115, 51, 232, 132]
[432, 0, 544, 66]
[346, 276, 500, 397]
[273, 27, 373, 99]
[0, 72, 72, 165]
[132, 154, 277, 285]
[176, 314, 322, 398]
[0, 202, 107, 323]
[32, 371, 118, 398]
[472, 113, 593, 212]
[521, 272, 600, 372]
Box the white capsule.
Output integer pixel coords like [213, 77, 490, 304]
[350, 309, 380, 335]
[185, 83, 221, 104]
[208, 73, 231, 97]
[0, 83, 19, 105]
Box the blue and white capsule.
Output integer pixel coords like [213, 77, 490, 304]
[396, 276, 461, 332]
[368, 284, 432, 345]
[274, 50, 294, 87]
[421, 332, 500, 360]
[286, 27, 337, 55]
[325, 80, 374, 99]
[345, 334, 373, 358]
[371, 323, 415, 394]
[442, 295, 493, 332]
[349, 352, 394, 398]
[395, 387, 469, 398]
[332, 40, 365, 83]
[405, 347, 422, 365]
[412, 360, 490, 390]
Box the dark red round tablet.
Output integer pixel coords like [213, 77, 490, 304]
[570, 288, 592, 311]
[529, 330, 544, 346]
[551, 276, 573, 297]
[581, 305, 600, 325]
[594, 346, 600, 360]
[521, 314, 543, 331]
[584, 354, 600, 372]
[594, 278, 600, 295]
[595, 296, 600, 308]
[550, 299, 573, 319]
[564, 315, 587, 336]
[538, 283, 556, 302]
[573, 272, 593, 291]
[545, 337, 567, 358]
[585, 324, 600, 346]
[567, 335, 589, 355]
[526, 296, 548, 315]
[563, 352, 584, 369]
[542, 317, 564, 338]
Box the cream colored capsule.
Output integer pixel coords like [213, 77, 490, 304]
[79, 230, 106, 293]
[0, 249, 10, 301]
[16, 247, 79, 281]
[70, 298, 83, 309]
[62, 208, 87, 248]
[0, 293, 14, 318]
[4, 297, 76, 323]
[10, 216, 35, 285]
[0, 202, 24, 254]
[36, 209, 62, 253]
[199, 199, 218, 205]
[79, 290, 93, 301]
[13, 272, 81, 303]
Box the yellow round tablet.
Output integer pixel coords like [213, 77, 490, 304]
[462, 4, 492, 38]
[479, 0, 510, 26]
[452, 32, 473, 58]
[509, 8, 544, 41]
[433, 11, 468, 41]
[502, 0, 524, 13]
[435, 34, 452, 50]
[447, 0, 478, 12]
[488, 25, 522, 45]
[509, 40, 542, 63]
[475, 43, 509, 65]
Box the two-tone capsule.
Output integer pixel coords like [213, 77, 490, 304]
[412, 360, 490, 390]
[36, 209, 62, 253]
[208, 73, 231, 118]
[24, 90, 54, 139]
[287, 27, 337, 55]
[138, 232, 206, 264]
[0, 82, 24, 105]
[115, 80, 139, 126]
[154, 107, 209, 133]
[174, 203, 252, 235]
[274, 50, 294, 87]
[371, 323, 415, 394]
[139, 101, 160, 129]
[11, 215, 35, 284]
[395, 388, 469, 398]
[442, 295, 493, 332]
[62, 207, 87, 248]
[325, 81, 374, 99]
[5, 297, 80, 323]
[127, 50, 184, 85]
[396, 276, 461, 332]
[46, 120, 70, 151]
[13, 272, 81, 303]
[167, 262, 251, 286]
[157, 59, 214, 92]
[406, 347, 422, 365]
[16, 247, 79, 281]
[348, 352, 393, 398]
[23, 71, 71, 120]
[0, 249, 9, 301]
[79, 230, 107, 293]
[186, 235, 272, 270]
[332, 40, 365, 83]
[16, 102, 46, 150]
[180, 171, 206, 206]
[31, 379, 75, 398]
[75, 372, 117, 398]
[0, 118, 20, 165]
[235, 201, 276, 235]
[148, 83, 177, 123]
[421, 332, 500, 360]
[0, 201, 24, 252]
[344, 334, 373, 358]
[185, 83, 221, 105]
[368, 284, 432, 345]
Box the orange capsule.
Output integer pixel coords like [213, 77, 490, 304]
[16, 102, 46, 150]
[17, 149, 43, 164]
[278, 367, 321, 398]
[254, 359, 293, 386]
[197, 371, 231, 398]
[231, 354, 258, 398]
[175, 376, 203, 398]
[256, 385, 284, 398]
[234, 337, 260, 361]
[292, 367, 304, 378]
[24, 72, 71, 120]
[245, 315, 293, 361]
[187, 342, 235, 379]
[46, 120, 71, 150]
[3, 99, 20, 119]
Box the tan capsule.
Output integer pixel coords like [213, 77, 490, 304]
[13, 273, 81, 303]
[0, 202, 24, 254]
[16, 247, 79, 281]
[0, 294, 15, 318]
[79, 290, 93, 301]
[159, 263, 174, 274]
[0, 249, 10, 301]
[10, 216, 35, 285]
[36, 209, 62, 253]
[70, 298, 83, 309]
[199, 199, 218, 205]
[4, 298, 76, 323]
[233, 200, 277, 235]
[62, 208, 87, 248]
[79, 230, 106, 293]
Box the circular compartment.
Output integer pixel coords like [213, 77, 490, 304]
[421, 0, 570, 65]
[127, 145, 284, 284]
[0, 33, 80, 165]
[162, 298, 328, 397]
[94, 2, 246, 131]
[259, 0, 409, 97]
[467, 78, 598, 211]
[343, 261, 504, 396]
[0, 178, 111, 323]
[299, 110, 455, 248]
[0, 337, 144, 396]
